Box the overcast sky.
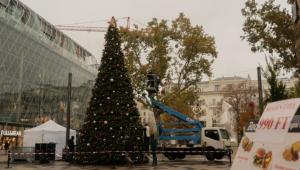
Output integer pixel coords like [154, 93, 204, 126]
[20, 0, 290, 80]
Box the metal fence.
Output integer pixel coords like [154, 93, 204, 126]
[10, 147, 34, 162]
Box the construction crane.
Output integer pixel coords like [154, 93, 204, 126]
[55, 17, 130, 32]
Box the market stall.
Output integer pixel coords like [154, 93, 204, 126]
[23, 120, 76, 160]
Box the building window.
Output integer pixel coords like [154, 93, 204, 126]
[214, 85, 220, 91]
[227, 84, 233, 89]
[0, 0, 9, 9]
[292, 1, 299, 23]
[200, 121, 206, 127]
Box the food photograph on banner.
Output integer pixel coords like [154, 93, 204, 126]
[231, 120, 257, 170]
[272, 112, 300, 170]
[251, 142, 274, 170]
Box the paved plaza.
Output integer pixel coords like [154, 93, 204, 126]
[0, 153, 231, 170]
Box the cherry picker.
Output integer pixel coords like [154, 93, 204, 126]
[145, 73, 232, 161]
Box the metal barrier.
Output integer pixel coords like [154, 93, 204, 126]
[7, 149, 232, 165]
[7, 149, 232, 156]
[10, 147, 35, 162]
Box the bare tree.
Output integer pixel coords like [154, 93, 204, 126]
[223, 81, 258, 144]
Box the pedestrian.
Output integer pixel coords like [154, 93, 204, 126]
[4, 141, 9, 151]
[7, 150, 11, 168]
[144, 123, 150, 152]
[143, 123, 151, 162]
[68, 136, 75, 152]
[68, 136, 75, 161]
[150, 134, 158, 166]
[123, 136, 134, 166]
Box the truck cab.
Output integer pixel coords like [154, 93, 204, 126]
[201, 127, 231, 160]
[202, 127, 231, 149]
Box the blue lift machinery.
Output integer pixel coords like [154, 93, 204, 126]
[145, 73, 232, 161]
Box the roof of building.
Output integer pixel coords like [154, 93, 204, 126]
[213, 76, 246, 81]
[0, 0, 96, 64]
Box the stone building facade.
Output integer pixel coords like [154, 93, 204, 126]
[197, 76, 297, 127]
[295, 1, 300, 72]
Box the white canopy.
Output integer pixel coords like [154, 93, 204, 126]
[23, 120, 76, 160]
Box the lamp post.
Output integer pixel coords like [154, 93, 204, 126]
[66, 73, 72, 147]
[294, 1, 300, 75]
[257, 67, 263, 114]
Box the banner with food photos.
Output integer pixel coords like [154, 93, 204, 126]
[231, 99, 300, 170]
[231, 120, 257, 170]
[272, 114, 300, 170]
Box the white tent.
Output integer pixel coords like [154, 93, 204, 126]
[23, 120, 76, 160]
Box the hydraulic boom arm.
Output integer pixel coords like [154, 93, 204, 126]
[145, 93, 203, 144]
[145, 73, 204, 144]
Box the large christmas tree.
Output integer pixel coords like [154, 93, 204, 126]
[76, 18, 144, 164]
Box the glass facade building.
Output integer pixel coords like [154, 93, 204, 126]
[0, 0, 97, 147]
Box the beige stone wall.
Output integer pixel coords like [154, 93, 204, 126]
[296, 0, 300, 71]
[298, 0, 300, 15]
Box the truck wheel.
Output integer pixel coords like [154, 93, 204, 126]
[164, 153, 176, 160]
[176, 154, 186, 159]
[167, 155, 176, 160]
[205, 147, 215, 161]
[215, 153, 224, 160]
